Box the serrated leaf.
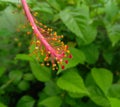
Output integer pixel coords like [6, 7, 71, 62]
[60, 6, 96, 44]
[91, 68, 113, 94]
[30, 61, 51, 82]
[16, 96, 35, 107]
[57, 69, 88, 94]
[57, 47, 85, 74]
[38, 96, 62, 107]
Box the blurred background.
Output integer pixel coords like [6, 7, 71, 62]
[0, 0, 120, 107]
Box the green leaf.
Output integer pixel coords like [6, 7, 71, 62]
[30, 61, 51, 82]
[46, 0, 61, 11]
[57, 69, 88, 94]
[103, 51, 113, 64]
[108, 84, 120, 99]
[44, 81, 60, 96]
[18, 80, 30, 91]
[105, 0, 119, 22]
[16, 96, 35, 107]
[106, 24, 120, 46]
[80, 43, 99, 64]
[0, 6, 25, 33]
[68, 92, 86, 98]
[88, 86, 110, 107]
[33, 2, 53, 14]
[57, 47, 85, 74]
[38, 96, 62, 107]
[15, 54, 33, 61]
[60, 6, 96, 44]
[23, 73, 35, 81]
[0, 67, 5, 77]
[0, 102, 7, 107]
[91, 68, 113, 94]
[9, 70, 23, 84]
[109, 97, 120, 107]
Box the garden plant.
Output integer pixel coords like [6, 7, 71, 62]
[0, 0, 120, 107]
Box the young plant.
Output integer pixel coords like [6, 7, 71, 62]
[20, 0, 72, 70]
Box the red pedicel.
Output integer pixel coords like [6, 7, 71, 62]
[21, 0, 72, 70]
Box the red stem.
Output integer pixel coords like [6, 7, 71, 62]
[21, 0, 62, 59]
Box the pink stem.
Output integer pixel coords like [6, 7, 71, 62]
[21, 0, 61, 59]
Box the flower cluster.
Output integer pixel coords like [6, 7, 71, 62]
[21, 0, 72, 70]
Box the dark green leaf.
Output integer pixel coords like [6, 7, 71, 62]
[0, 67, 5, 77]
[44, 81, 60, 96]
[18, 80, 30, 91]
[9, 70, 23, 84]
[16, 96, 35, 107]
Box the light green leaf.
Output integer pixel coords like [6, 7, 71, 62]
[57, 69, 88, 94]
[106, 24, 120, 46]
[0, 6, 25, 33]
[91, 68, 113, 94]
[33, 2, 53, 14]
[30, 61, 51, 82]
[46, 0, 61, 11]
[105, 0, 119, 22]
[109, 97, 120, 107]
[58, 47, 85, 74]
[15, 54, 33, 61]
[16, 96, 35, 107]
[38, 96, 62, 107]
[108, 84, 120, 99]
[60, 6, 96, 44]
[0, 102, 7, 107]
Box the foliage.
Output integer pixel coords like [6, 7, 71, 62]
[0, 0, 120, 107]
